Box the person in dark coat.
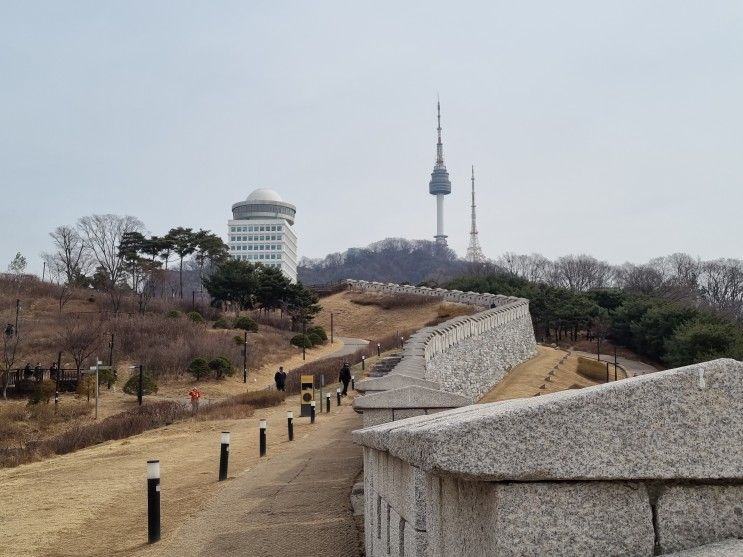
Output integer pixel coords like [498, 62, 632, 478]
[49, 362, 58, 381]
[274, 366, 287, 391]
[339, 362, 352, 396]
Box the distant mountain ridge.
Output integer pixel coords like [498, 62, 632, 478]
[298, 238, 476, 286]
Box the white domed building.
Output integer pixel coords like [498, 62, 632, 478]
[227, 188, 298, 282]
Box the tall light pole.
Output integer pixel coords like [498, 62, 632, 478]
[108, 333, 115, 367]
[243, 331, 248, 383]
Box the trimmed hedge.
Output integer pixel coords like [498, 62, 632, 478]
[123, 373, 159, 396]
[234, 316, 258, 332]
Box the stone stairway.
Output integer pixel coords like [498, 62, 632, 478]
[367, 354, 402, 378]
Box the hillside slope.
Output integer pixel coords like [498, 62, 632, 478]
[314, 290, 476, 342]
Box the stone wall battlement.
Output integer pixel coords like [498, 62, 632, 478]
[345, 279, 515, 308]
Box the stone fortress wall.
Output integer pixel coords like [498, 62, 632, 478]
[346, 279, 538, 402]
[347, 280, 743, 557]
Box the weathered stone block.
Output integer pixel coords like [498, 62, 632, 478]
[392, 408, 426, 421]
[656, 484, 743, 554]
[363, 409, 394, 427]
[427, 477, 654, 557]
[388, 506, 403, 557]
[403, 520, 428, 557]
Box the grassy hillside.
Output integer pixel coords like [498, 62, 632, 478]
[0, 276, 294, 384]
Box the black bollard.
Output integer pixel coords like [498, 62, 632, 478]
[219, 432, 230, 481]
[361, 356, 365, 370]
[377, 343, 381, 357]
[325, 393, 331, 413]
[287, 411, 294, 441]
[259, 419, 267, 457]
[352, 375, 355, 391]
[310, 401, 316, 423]
[336, 388, 341, 406]
[147, 460, 161, 544]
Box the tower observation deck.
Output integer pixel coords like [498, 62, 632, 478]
[428, 100, 451, 247]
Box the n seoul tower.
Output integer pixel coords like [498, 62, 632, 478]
[428, 100, 452, 247]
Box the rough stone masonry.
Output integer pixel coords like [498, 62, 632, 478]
[353, 358, 743, 556]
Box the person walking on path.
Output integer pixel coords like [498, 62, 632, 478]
[189, 387, 202, 415]
[274, 366, 287, 391]
[339, 361, 352, 396]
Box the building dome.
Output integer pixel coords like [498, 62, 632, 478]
[232, 188, 296, 226]
[247, 188, 283, 202]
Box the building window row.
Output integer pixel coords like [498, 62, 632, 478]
[230, 224, 283, 233]
[230, 244, 282, 251]
[230, 234, 282, 242]
[233, 253, 282, 261]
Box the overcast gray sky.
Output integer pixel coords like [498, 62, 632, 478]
[1, 1, 741, 274]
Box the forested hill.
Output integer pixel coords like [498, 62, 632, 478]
[298, 238, 472, 286]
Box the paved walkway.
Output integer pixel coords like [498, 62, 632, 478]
[572, 351, 658, 377]
[332, 337, 369, 358]
[149, 405, 363, 557]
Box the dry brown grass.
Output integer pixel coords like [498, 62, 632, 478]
[425, 302, 478, 326]
[0, 400, 92, 446]
[349, 292, 436, 309]
[197, 390, 286, 421]
[315, 291, 476, 341]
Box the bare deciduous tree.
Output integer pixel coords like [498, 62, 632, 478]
[57, 316, 102, 380]
[699, 259, 743, 320]
[44, 225, 92, 285]
[78, 214, 144, 312]
[615, 263, 665, 295]
[550, 254, 614, 291]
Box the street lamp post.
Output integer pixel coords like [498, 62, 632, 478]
[14, 299, 19, 338]
[614, 346, 618, 381]
[243, 331, 248, 383]
[94, 359, 100, 419]
[302, 319, 306, 361]
[109, 333, 115, 368]
[330, 313, 334, 344]
[54, 351, 61, 412]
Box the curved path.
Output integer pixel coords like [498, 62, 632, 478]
[572, 350, 658, 377]
[331, 337, 369, 358]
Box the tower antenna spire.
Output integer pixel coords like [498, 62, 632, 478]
[436, 96, 444, 165]
[465, 164, 486, 263]
[428, 96, 451, 248]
